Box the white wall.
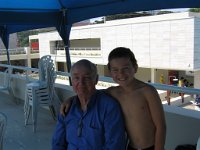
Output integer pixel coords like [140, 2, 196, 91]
[164, 105, 200, 150]
[194, 71, 200, 89]
[70, 12, 197, 70]
[39, 32, 62, 58]
[194, 18, 200, 69]
[36, 12, 200, 71]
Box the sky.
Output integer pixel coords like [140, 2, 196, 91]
[164, 8, 189, 12]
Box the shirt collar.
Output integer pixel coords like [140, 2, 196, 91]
[73, 90, 98, 111]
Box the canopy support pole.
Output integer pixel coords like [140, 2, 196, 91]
[57, 9, 72, 85]
[0, 26, 11, 65]
[5, 49, 10, 65]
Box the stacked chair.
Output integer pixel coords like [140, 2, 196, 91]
[24, 55, 60, 132]
[0, 69, 10, 91]
[0, 68, 16, 104]
[0, 112, 7, 150]
[197, 136, 200, 150]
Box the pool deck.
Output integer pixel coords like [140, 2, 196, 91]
[0, 92, 57, 150]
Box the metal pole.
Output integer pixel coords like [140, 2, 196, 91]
[61, 9, 72, 85]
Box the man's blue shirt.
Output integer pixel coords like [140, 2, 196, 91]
[52, 90, 126, 150]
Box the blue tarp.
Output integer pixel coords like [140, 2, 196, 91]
[0, 0, 200, 65]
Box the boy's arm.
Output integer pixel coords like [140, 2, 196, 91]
[146, 86, 166, 150]
[60, 96, 75, 116]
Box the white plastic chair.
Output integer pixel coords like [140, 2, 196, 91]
[0, 68, 13, 93]
[197, 136, 200, 150]
[0, 112, 7, 150]
[24, 55, 60, 132]
[0, 68, 16, 103]
[0, 69, 9, 91]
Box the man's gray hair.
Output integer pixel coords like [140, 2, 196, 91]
[70, 59, 97, 80]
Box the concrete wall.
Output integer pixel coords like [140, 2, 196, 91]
[39, 32, 61, 58]
[164, 105, 200, 150]
[194, 18, 200, 70]
[194, 71, 200, 89]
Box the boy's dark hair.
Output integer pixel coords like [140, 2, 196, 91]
[108, 47, 138, 71]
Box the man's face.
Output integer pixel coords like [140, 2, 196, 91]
[71, 65, 96, 98]
[109, 57, 136, 86]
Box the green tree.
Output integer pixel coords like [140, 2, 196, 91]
[94, 11, 174, 23]
[157, 11, 173, 15]
[17, 30, 39, 47]
[17, 27, 55, 47]
[106, 12, 151, 21]
[189, 8, 200, 12]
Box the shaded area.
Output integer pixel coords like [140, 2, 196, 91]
[0, 92, 56, 150]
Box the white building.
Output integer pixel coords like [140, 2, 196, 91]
[29, 12, 200, 89]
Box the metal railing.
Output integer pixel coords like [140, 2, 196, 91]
[1, 63, 200, 106]
[52, 47, 100, 51]
[0, 64, 39, 82]
[0, 48, 26, 55]
[69, 47, 100, 51]
[0, 48, 39, 56]
[50, 47, 101, 57]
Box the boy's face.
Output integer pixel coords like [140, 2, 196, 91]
[109, 57, 136, 86]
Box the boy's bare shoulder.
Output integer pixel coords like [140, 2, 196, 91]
[141, 82, 161, 100]
[107, 86, 120, 92]
[143, 82, 156, 90]
[136, 81, 157, 94]
[107, 86, 121, 96]
[134, 80, 151, 89]
[145, 83, 158, 92]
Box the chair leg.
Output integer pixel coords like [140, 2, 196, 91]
[0, 141, 2, 150]
[25, 106, 31, 125]
[32, 93, 38, 133]
[49, 105, 57, 121]
[32, 105, 38, 133]
[24, 92, 30, 126]
[24, 91, 28, 111]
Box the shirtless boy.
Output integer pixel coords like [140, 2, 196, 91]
[61, 47, 166, 150]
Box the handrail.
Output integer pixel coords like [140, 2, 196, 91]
[0, 64, 39, 84]
[148, 83, 200, 95]
[1, 64, 200, 96]
[0, 48, 26, 55]
[53, 47, 101, 51]
[0, 64, 38, 72]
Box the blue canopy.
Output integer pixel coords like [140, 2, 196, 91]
[1, 0, 200, 66]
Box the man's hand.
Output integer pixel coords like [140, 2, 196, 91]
[60, 97, 73, 116]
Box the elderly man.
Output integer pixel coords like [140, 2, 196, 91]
[52, 59, 126, 150]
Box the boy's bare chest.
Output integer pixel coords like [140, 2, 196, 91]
[114, 89, 146, 107]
